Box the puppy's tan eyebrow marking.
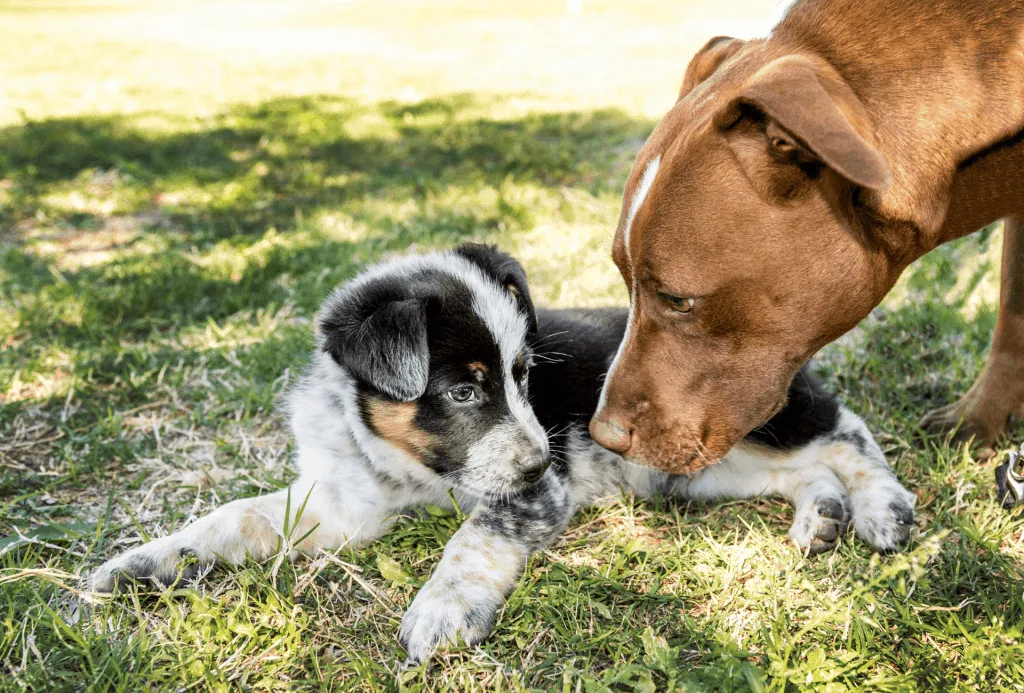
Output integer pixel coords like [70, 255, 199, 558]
[468, 362, 488, 381]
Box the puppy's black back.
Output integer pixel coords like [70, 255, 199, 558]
[528, 307, 840, 457]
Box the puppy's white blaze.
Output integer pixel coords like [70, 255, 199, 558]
[455, 252, 547, 454]
[470, 285, 527, 379]
[506, 381, 548, 454]
[622, 155, 661, 263]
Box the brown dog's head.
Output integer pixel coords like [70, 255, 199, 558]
[590, 37, 899, 473]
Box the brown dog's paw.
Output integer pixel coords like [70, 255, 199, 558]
[918, 401, 1008, 445]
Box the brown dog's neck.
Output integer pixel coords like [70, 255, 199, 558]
[773, 0, 1024, 259]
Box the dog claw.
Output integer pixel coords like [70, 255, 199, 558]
[919, 399, 1018, 446]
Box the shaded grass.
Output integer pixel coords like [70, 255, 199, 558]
[2, 2, 1024, 692]
[0, 93, 647, 481]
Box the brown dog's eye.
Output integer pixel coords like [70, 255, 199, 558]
[659, 293, 696, 314]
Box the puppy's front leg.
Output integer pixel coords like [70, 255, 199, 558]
[91, 472, 394, 592]
[399, 474, 572, 663]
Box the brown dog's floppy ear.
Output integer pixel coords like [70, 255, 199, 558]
[678, 36, 746, 100]
[721, 57, 892, 190]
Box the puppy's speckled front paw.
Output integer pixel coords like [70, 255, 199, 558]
[90, 539, 203, 593]
[398, 578, 502, 664]
[789, 493, 850, 554]
[850, 482, 916, 551]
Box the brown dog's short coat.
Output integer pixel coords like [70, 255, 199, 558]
[591, 0, 1024, 473]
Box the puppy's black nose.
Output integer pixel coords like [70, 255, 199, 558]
[520, 458, 550, 484]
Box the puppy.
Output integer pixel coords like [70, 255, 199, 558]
[90, 244, 916, 663]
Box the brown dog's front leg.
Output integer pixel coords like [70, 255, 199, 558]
[921, 217, 1024, 444]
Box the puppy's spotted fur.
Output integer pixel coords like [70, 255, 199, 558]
[90, 245, 916, 663]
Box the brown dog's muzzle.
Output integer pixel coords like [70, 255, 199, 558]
[590, 404, 711, 474]
[590, 371, 710, 473]
[590, 336, 785, 473]
[590, 400, 731, 474]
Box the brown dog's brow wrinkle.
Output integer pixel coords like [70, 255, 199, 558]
[636, 262, 658, 285]
[637, 264, 704, 300]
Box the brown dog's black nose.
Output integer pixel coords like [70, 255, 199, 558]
[589, 415, 632, 453]
[520, 457, 550, 484]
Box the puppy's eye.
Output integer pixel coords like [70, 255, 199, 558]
[447, 384, 478, 403]
[659, 293, 696, 314]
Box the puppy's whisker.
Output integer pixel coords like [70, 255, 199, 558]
[531, 351, 567, 359]
[529, 330, 569, 346]
[545, 423, 574, 437]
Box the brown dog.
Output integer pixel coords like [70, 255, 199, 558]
[590, 0, 1024, 473]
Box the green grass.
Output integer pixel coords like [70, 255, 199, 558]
[2, 2, 1023, 691]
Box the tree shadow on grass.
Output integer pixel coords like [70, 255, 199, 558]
[0, 93, 653, 411]
[1, 93, 646, 241]
[1, 93, 650, 326]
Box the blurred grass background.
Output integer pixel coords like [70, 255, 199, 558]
[1, 1, 1022, 691]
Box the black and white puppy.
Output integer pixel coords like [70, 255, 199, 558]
[90, 244, 916, 663]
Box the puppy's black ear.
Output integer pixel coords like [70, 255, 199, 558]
[455, 244, 538, 334]
[319, 288, 429, 401]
